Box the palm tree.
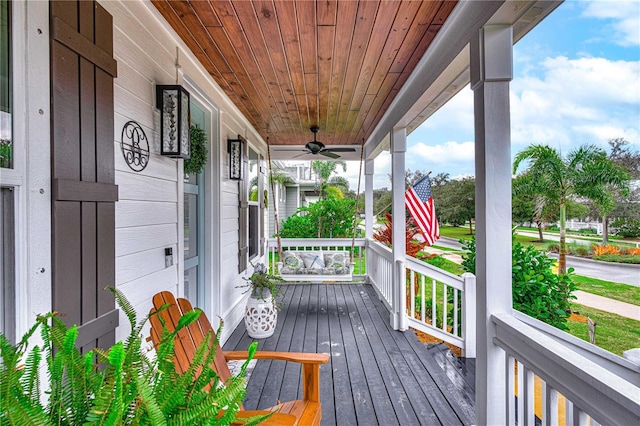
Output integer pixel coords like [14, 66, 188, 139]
[311, 160, 347, 200]
[513, 144, 630, 274]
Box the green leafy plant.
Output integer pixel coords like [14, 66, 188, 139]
[184, 126, 208, 175]
[279, 198, 356, 238]
[237, 262, 284, 305]
[0, 287, 264, 425]
[461, 236, 576, 330]
[0, 140, 11, 168]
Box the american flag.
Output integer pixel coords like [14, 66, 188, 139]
[405, 174, 440, 246]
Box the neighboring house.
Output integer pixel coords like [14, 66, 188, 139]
[1, 1, 638, 424]
[267, 160, 320, 237]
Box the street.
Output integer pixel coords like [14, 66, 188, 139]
[435, 237, 640, 287]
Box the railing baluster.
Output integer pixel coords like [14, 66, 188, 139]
[541, 380, 548, 425]
[410, 269, 415, 318]
[565, 400, 574, 426]
[431, 278, 437, 328]
[547, 387, 558, 426]
[507, 355, 516, 425]
[453, 288, 459, 337]
[420, 274, 425, 323]
[442, 282, 447, 332]
[524, 366, 535, 426]
[517, 360, 524, 426]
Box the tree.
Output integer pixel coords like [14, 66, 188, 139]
[279, 198, 356, 238]
[434, 177, 475, 233]
[513, 144, 630, 273]
[311, 160, 347, 200]
[601, 138, 640, 242]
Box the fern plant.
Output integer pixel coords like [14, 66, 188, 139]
[0, 287, 266, 425]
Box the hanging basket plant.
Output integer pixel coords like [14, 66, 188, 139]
[184, 125, 208, 175]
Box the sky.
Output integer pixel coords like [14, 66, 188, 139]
[343, 0, 640, 190]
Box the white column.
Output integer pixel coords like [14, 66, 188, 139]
[471, 25, 514, 426]
[390, 128, 407, 331]
[364, 159, 374, 240]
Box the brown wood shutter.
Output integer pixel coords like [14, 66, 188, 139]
[238, 145, 248, 273]
[50, 0, 119, 352]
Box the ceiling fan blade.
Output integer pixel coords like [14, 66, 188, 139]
[320, 151, 340, 159]
[326, 147, 357, 152]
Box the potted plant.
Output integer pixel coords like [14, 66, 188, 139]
[239, 262, 284, 339]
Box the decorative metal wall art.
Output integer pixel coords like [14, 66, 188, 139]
[120, 121, 150, 172]
[156, 84, 191, 159]
[228, 136, 245, 180]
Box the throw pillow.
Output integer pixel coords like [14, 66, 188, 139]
[300, 252, 325, 269]
[282, 251, 303, 269]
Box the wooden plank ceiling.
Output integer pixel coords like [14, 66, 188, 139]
[152, 0, 457, 147]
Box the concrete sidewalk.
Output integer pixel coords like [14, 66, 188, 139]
[573, 290, 640, 321]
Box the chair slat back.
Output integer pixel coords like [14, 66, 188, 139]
[149, 291, 232, 381]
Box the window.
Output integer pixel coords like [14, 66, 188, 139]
[0, 0, 11, 169]
[247, 147, 259, 259]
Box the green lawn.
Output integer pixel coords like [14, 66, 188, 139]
[572, 275, 640, 306]
[567, 304, 640, 356]
[439, 226, 474, 241]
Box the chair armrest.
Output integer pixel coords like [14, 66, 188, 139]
[224, 350, 329, 403]
[224, 350, 329, 364]
[349, 262, 355, 274]
[276, 262, 283, 274]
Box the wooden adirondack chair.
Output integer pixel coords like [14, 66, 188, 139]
[148, 291, 329, 425]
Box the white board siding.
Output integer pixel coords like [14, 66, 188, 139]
[116, 223, 177, 257]
[102, 0, 269, 344]
[115, 172, 178, 203]
[114, 265, 179, 341]
[116, 245, 177, 285]
[116, 200, 177, 228]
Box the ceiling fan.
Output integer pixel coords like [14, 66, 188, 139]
[295, 126, 357, 159]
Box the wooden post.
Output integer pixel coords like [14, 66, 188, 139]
[471, 25, 514, 425]
[365, 159, 374, 240]
[390, 128, 407, 331]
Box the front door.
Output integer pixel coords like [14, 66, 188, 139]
[183, 101, 207, 306]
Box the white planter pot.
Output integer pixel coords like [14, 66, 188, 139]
[244, 290, 277, 339]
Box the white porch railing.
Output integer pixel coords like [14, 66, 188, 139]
[493, 312, 640, 426]
[367, 240, 476, 358]
[266, 237, 366, 278]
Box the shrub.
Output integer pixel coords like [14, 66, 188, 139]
[593, 254, 640, 264]
[611, 218, 640, 238]
[592, 244, 620, 256]
[548, 225, 560, 231]
[578, 227, 597, 235]
[575, 246, 590, 256]
[461, 236, 576, 330]
[279, 198, 356, 238]
[546, 242, 560, 253]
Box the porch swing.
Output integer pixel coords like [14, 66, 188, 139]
[266, 134, 365, 283]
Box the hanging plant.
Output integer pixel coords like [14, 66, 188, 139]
[184, 125, 208, 175]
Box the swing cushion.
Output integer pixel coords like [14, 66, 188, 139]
[323, 252, 350, 275]
[277, 250, 354, 280]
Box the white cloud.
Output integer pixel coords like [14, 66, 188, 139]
[582, 1, 640, 46]
[407, 141, 475, 165]
[510, 55, 640, 149]
[344, 151, 391, 191]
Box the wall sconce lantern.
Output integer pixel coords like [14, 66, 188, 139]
[156, 85, 191, 159]
[228, 136, 245, 180]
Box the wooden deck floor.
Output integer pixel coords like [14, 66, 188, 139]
[223, 283, 476, 425]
